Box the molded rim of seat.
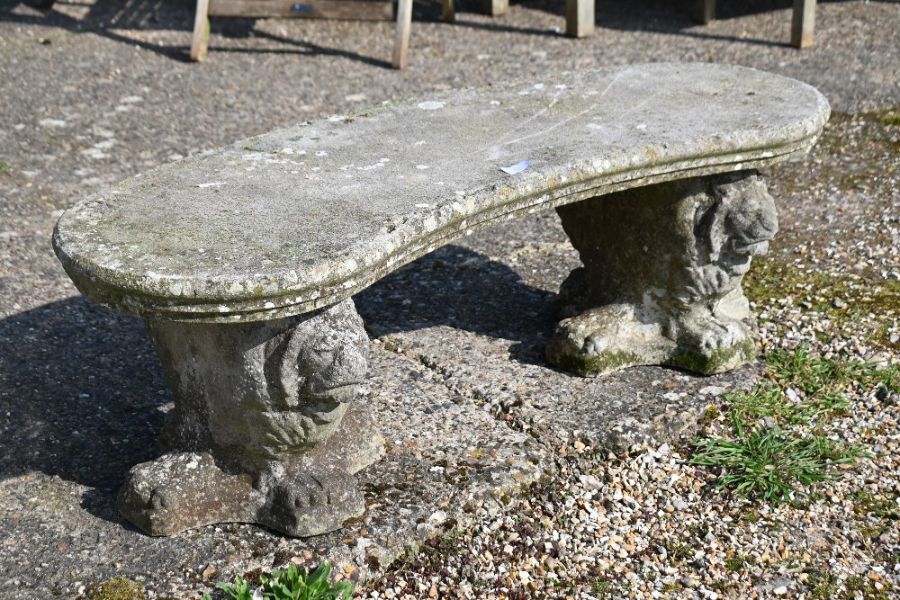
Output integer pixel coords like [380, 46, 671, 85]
[53, 63, 830, 323]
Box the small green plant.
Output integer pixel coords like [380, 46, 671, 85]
[0, 161, 9, 172]
[590, 579, 614, 599]
[807, 570, 839, 599]
[766, 348, 898, 396]
[692, 428, 860, 502]
[691, 349, 875, 503]
[738, 508, 760, 523]
[724, 554, 747, 572]
[215, 575, 253, 600]
[726, 383, 849, 426]
[204, 563, 352, 600]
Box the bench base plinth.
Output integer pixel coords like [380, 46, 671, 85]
[118, 299, 385, 537]
[547, 171, 777, 377]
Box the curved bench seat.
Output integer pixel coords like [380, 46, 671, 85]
[52, 63, 829, 539]
[54, 63, 828, 323]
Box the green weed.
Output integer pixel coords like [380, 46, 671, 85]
[766, 348, 898, 395]
[204, 563, 352, 600]
[724, 555, 747, 572]
[853, 489, 900, 520]
[692, 427, 860, 502]
[690, 349, 876, 503]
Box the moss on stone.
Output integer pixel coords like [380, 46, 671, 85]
[553, 350, 643, 376]
[86, 577, 146, 600]
[667, 339, 756, 375]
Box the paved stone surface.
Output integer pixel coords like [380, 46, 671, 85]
[0, 332, 546, 597]
[0, 0, 897, 597]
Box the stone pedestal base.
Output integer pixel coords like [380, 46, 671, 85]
[118, 299, 385, 537]
[547, 171, 777, 377]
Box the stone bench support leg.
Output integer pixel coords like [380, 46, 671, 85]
[546, 171, 777, 377]
[118, 299, 384, 537]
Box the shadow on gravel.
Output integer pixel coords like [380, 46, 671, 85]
[0, 297, 168, 523]
[1, 0, 891, 63]
[0, 0, 411, 64]
[357, 244, 559, 367]
[3, 0, 867, 65]
[0, 246, 551, 526]
[480, 0, 893, 52]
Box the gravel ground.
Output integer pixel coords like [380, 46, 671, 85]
[357, 101, 900, 600]
[1, 0, 898, 598]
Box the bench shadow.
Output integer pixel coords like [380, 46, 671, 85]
[461, 0, 868, 49]
[3, 0, 890, 64]
[0, 297, 168, 526]
[356, 244, 561, 367]
[0, 0, 449, 65]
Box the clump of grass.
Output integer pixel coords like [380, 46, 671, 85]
[724, 555, 747, 572]
[725, 382, 849, 427]
[690, 349, 884, 503]
[205, 563, 352, 600]
[767, 347, 898, 396]
[692, 427, 861, 502]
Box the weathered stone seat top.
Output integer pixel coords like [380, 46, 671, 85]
[53, 63, 829, 322]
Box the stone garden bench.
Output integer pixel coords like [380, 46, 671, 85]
[52, 63, 829, 538]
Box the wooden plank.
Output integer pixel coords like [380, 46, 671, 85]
[791, 0, 815, 48]
[190, 0, 211, 62]
[482, 0, 507, 17]
[391, 0, 412, 69]
[208, 0, 393, 20]
[694, 0, 714, 24]
[565, 0, 593, 37]
[442, 0, 454, 23]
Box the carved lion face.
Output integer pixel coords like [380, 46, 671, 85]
[259, 299, 370, 453]
[679, 174, 778, 305]
[702, 174, 778, 287]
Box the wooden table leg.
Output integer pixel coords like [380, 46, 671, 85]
[442, 0, 455, 23]
[482, 0, 507, 17]
[392, 0, 413, 69]
[791, 0, 815, 48]
[565, 0, 594, 38]
[190, 0, 211, 62]
[694, 0, 715, 24]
